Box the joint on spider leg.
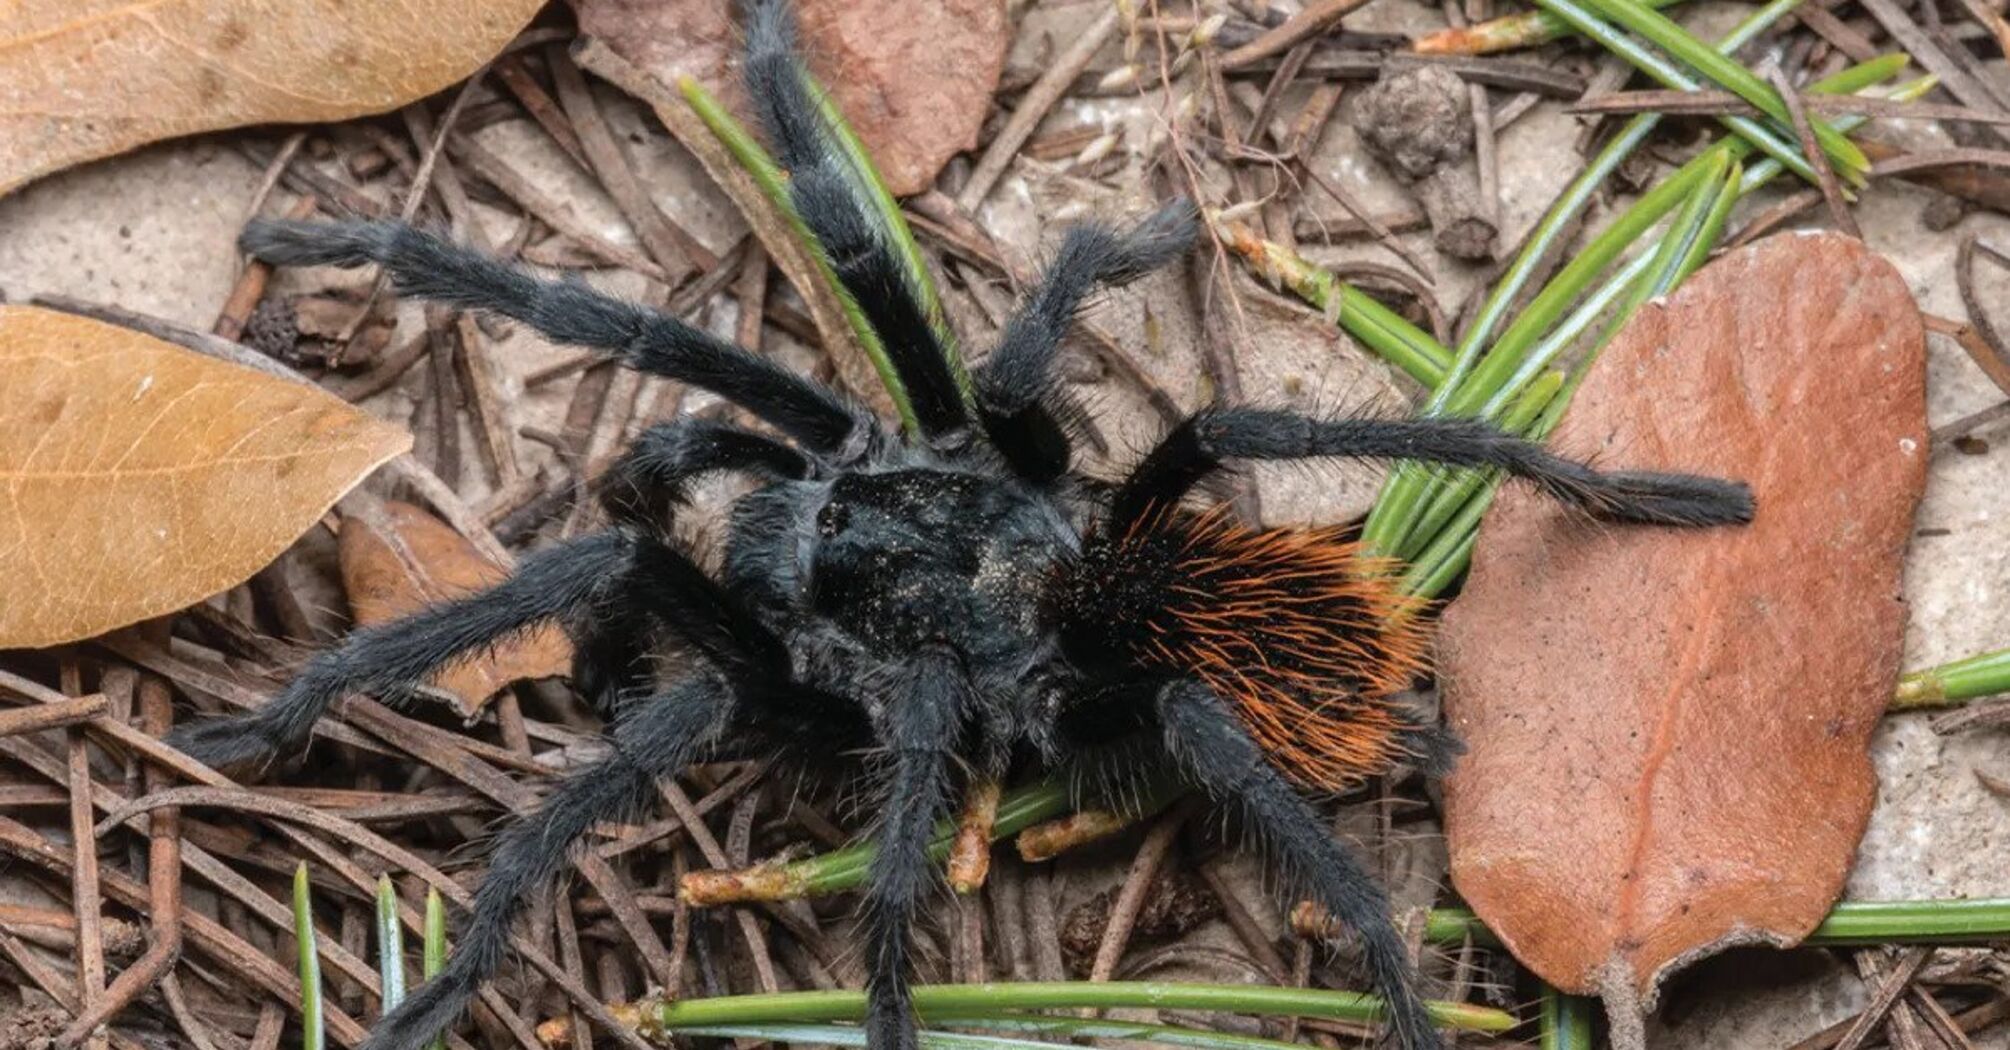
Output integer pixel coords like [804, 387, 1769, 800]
[947, 778, 1002, 893]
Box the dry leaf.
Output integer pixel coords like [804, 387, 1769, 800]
[0, 305, 409, 647]
[1, 0, 543, 197]
[339, 500, 571, 715]
[577, 0, 1008, 196]
[1439, 232, 1927, 1042]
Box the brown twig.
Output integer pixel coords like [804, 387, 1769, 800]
[1835, 947, 1933, 1050]
[547, 45, 703, 283]
[0, 693, 108, 738]
[1087, 803, 1190, 983]
[1769, 66, 1861, 238]
[1956, 232, 2010, 397]
[57, 657, 184, 1048]
[959, 2, 1124, 211]
[1222, 0, 1372, 70]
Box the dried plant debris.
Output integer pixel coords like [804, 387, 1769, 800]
[1441, 232, 1929, 1047]
[1352, 65, 1497, 261]
[0, 305, 409, 647]
[575, 0, 1008, 196]
[1058, 870, 1223, 977]
[0, 0, 544, 197]
[339, 500, 572, 716]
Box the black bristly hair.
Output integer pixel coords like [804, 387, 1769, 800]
[165, 3, 1757, 1050]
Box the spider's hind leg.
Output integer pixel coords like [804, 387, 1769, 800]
[366, 675, 735, 1050]
[167, 531, 635, 769]
[1154, 679, 1444, 1050]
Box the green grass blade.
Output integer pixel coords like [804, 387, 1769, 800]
[1540, 988, 1597, 1050]
[1531, 0, 1829, 183]
[641, 981, 1518, 1033]
[744, 768, 1184, 899]
[375, 875, 405, 1010]
[1574, 0, 1869, 180]
[677, 1015, 1322, 1050]
[293, 863, 325, 1050]
[1894, 646, 2010, 708]
[1366, 53, 1905, 559]
[678, 76, 920, 432]
[1224, 224, 1452, 386]
[424, 887, 446, 1050]
[1425, 898, 2010, 946]
[671, 1023, 1074, 1050]
[1357, 0, 1810, 555]
[809, 79, 968, 395]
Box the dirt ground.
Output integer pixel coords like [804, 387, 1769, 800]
[1, 0, 2006, 1044]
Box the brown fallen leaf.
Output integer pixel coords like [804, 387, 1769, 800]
[1439, 231, 1927, 1045]
[0, 0, 543, 198]
[576, 0, 1008, 196]
[0, 305, 410, 647]
[339, 500, 571, 715]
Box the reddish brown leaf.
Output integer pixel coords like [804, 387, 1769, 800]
[0, 306, 409, 648]
[338, 500, 571, 715]
[0, 0, 543, 198]
[1439, 232, 1927, 1037]
[576, 0, 1008, 196]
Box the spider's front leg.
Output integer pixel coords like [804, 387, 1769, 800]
[167, 531, 634, 768]
[1155, 680, 1444, 1050]
[1113, 407, 1756, 530]
[862, 646, 970, 1050]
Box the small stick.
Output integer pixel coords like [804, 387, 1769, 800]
[1769, 66, 1860, 238]
[1087, 804, 1190, 983]
[1925, 313, 2010, 397]
[61, 661, 107, 1050]
[1222, 0, 1373, 70]
[1956, 231, 2010, 398]
[215, 194, 318, 343]
[959, 2, 1123, 211]
[0, 694, 108, 738]
[495, 55, 592, 170]
[548, 44, 703, 283]
[57, 654, 184, 1048]
[1834, 947, 1932, 1050]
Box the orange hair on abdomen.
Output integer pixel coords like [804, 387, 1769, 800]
[1059, 505, 1434, 791]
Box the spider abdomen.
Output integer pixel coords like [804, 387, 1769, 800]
[1056, 506, 1435, 790]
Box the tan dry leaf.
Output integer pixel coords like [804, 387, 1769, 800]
[576, 0, 1008, 196]
[0, 0, 544, 198]
[1439, 232, 1928, 1044]
[339, 500, 570, 715]
[0, 305, 410, 647]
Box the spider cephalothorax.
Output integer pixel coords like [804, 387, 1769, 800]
[164, 4, 1754, 1050]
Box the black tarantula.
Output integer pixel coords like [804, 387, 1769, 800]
[168, 4, 1754, 1049]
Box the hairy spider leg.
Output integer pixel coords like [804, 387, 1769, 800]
[976, 200, 1202, 481]
[1111, 407, 1758, 531]
[862, 646, 969, 1050]
[741, 0, 969, 440]
[165, 531, 634, 768]
[239, 220, 870, 456]
[363, 676, 736, 1050]
[597, 419, 815, 533]
[1155, 680, 1442, 1050]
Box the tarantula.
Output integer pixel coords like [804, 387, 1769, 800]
[167, 4, 1753, 1049]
